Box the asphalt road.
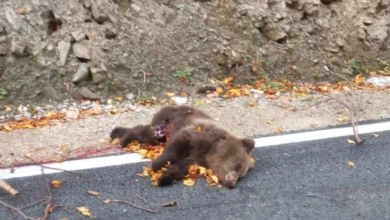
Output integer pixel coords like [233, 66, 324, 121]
[1, 129, 390, 220]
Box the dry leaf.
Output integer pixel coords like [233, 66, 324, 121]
[266, 121, 273, 125]
[88, 191, 101, 196]
[166, 92, 175, 97]
[16, 8, 25, 14]
[162, 202, 177, 207]
[103, 199, 111, 204]
[215, 87, 224, 94]
[372, 134, 379, 137]
[337, 116, 348, 122]
[111, 138, 120, 145]
[51, 180, 62, 188]
[60, 145, 68, 151]
[3, 124, 12, 131]
[99, 139, 108, 143]
[347, 161, 355, 167]
[196, 126, 202, 132]
[347, 139, 356, 145]
[183, 178, 196, 186]
[77, 206, 91, 217]
[114, 97, 124, 102]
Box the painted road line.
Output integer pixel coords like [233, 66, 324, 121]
[1, 121, 390, 180]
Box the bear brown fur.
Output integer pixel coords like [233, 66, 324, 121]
[110, 105, 255, 189]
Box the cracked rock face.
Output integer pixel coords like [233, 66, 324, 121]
[0, 0, 389, 105]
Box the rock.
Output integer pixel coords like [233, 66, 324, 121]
[72, 63, 90, 83]
[362, 18, 373, 26]
[78, 87, 102, 100]
[0, 36, 8, 56]
[320, 0, 340, 4]
[170, 96, 187, 105]
[57, 40, 71, 66]
[250, 89, 264, 95]
[126, 93, 135, 100]
[66, 109, 79, 119]
[72, 41, 91, 60]
[131, 4, 141, 12]
[71, 30, 87, 42]
[264, 29, 287, 42]
[41, 85, 58, 100]
[90, 61, 107, 84]
[47, 44, 54, 51]
[0, 26, 6, 35]
[11, 37, 28, 57]
[104, 28, 117, 39]
[91, 1, 110, 24]
[197, 85, 217, 94]
[366, 76, 390, 87]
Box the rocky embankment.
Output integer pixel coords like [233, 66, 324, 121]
[0, 0, 389, 108]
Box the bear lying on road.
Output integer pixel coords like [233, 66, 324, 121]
[110, 105, 255, 189]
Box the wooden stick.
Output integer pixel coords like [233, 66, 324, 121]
[0, 179, 20, 196]
[111, 200, 157, 213]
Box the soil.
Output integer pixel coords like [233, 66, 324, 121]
[0, 0, 389, 106]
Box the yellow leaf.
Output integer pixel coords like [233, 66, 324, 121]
[99, 139, 108, 143]
[196, 126, 202, 132]
[88, 191, 101, 196]
[3, 124, 12, 131]
[5, 106, 12, 112]
[183, 178, 196, 186]
[114, 97, 124, 102]
[266, 121, 273, 125]
[198, 166, 207, 175]
[166, 92, 175, 97]
[216, 87, 223, 94]
[347, 161, 355, 167]
[60, 145, 68, 151]
[103, 199, 111, 204]
[77, 206, 91, 217]
[250, 157, 256, 168]
[337, 116, 348, 122]
[347, 139, 356, 145]
[111, 138, 120, 145]
[51, 180, 62, 188]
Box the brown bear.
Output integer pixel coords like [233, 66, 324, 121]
[110, 105, 255, 189]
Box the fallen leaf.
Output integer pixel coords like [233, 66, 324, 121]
[183, 178, 196, 186]
[372, 134, 379, 137]
[99, 139, 109, 143]
[196, 126, 202, 132]
[51, 180, 62, 188]
[347, 161, 355, 167]
[16, 8, 25, 14]
[111, 138, 121, 145]
[347, 139, 356, 145]
[166, 92, 175, 97]
[88, 191, 101, 196]
[114, 97, 124, 102]
[77, 207, 91, 217]
[215, 87, 224, 94]
[60, 145, 68, 151]
[3, 124, 12, 131]
[162, 202, 177, 207]
[337, 116, 348, 122]
[103, 199, 111, 204]
[266, 121, 273, 125]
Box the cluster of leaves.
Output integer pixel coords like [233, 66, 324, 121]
[113, 138, 255, 188]
[209, 71, 390, 100]
[0, 103, 130, 132]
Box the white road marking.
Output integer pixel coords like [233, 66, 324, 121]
[1, 121, 389, 180]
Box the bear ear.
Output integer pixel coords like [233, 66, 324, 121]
[241, 138, 255, 154]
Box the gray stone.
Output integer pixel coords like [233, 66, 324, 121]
[126, 93, 135, 100]
[11, 37, 28, 57]
[0, 37, 8, 56]
[41, 85, 58, 100]
[78, 87, 102, 100]
[72, 41, 91, 60]
[71, 31, 86, 42]
[66, 109, 79, 119]
[57, 40, 71, 66]
[90, 61, 107, 84]
[72, 63, 90, 83]
[131, 4, 141, 12]
[91, 1, 109, 24]
[264, 29, 287, 42]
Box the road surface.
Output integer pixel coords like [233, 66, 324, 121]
[1, 123, 390, 220]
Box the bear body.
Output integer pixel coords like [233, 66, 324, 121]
[110, 105, 255, 188]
